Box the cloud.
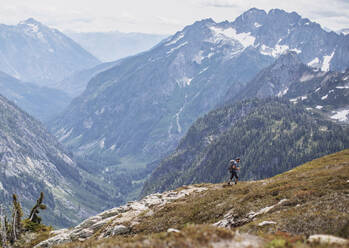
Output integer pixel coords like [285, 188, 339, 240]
[199, 0, 238, 8]
[311, 9, 349, 18]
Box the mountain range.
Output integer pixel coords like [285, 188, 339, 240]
[0, 18, 100, 85]
[51, 8, 349, 169]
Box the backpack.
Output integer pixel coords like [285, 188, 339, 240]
[228, 160, 236, 172]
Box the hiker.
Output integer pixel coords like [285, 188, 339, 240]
[227, 158, 240, 185]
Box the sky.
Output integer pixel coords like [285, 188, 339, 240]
[0, 0, 348, 34]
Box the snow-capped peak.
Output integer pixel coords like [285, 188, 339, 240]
[209, 26, 255, 48]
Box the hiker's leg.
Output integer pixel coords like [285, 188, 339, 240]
[235, 174, 239, 184]
[227, 173, 233, 184]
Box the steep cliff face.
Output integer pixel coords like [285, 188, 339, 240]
[0, 95, 119, 227]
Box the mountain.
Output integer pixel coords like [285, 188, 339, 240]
[34, 150, 349, 248]
[338, 28, 349, 35]
[141, 99, 349, 196]
[226, 52, 349, 123]
[0, 95, 123, 228]
[0, 18, 100, 84]
[50, 60, 121, 97]
[292, 69, 349, 123]
[0, 70, 72, 122]
[228, 52, 314, 102]
[51, 8, 349, 163]
[67, 31, 168, 62]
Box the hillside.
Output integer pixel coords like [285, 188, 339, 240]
[0, 95, 122, 228]
[32, 149, 349, 248]
[0, 70, 72, 122]
[142, 98, 349, 196]
[0, 18, 99, 84]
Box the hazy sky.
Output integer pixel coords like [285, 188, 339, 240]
[1, 0, 348, 34]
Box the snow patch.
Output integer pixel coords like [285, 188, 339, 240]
[210, 26, 255, 48]
[207, 52, 214, 58]
[277, 88, 288, 97]
[176, 77, 193, 87]
[254, 22, 262, 28]
[331, 109, 349, 122]
[336, 85, 349, 89]
[308, 57, 321, 68]
[300, 73, 315, 82]
[58, 128, 73, 142]
[199, 67, 209, 74]
[99, 138, 105, 149]
[175, 105, 185, 133]
[316, 105, 323, 110]
[193, 50, 204, 64]
[315, 87, 321, 92]
[95, 107, 105, 115]
[321, 94, 328, 100]
[259, 44, 289, 58]
[167, 42, 188, 54]
[165, 33, 184, 46]
[109, 144, 116, 151]
[321, 51, 335, 71]
[290, 48, 302, 54]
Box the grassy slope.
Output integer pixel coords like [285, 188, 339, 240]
[50, 149, 349, 247]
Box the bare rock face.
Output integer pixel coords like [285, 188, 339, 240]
[308, 235, 349, 246]
[214, 199, 287, 228]
[35, 185, 208, 247]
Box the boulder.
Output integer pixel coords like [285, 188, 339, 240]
[308, 234, 348, 245]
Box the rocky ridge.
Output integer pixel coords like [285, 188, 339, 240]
[35, 186, 208, 247]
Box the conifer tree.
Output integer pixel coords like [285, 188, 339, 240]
[11, 194, 23, 241]
[29, 192, 46, 224]
[0, 205, 8, 248]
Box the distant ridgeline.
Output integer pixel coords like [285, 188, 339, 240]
[0, 18, 99, 85]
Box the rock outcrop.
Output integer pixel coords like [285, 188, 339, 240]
[35, 185, 207, 247]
